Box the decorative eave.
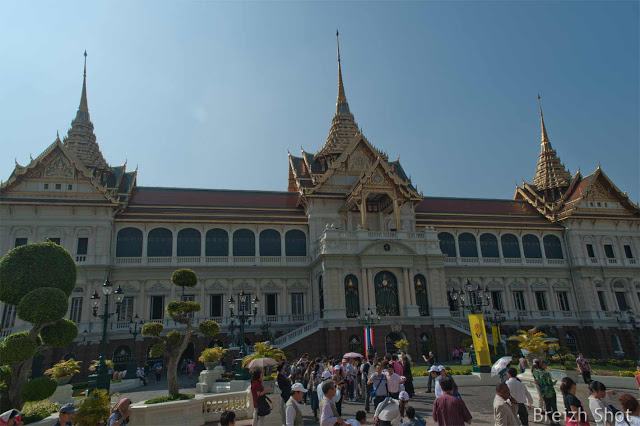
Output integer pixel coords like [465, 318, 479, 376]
[0, 138, 119, 204]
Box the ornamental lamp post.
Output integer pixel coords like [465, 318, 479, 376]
[88, 278, 124, 393]
[484, 309, 506, 355]
[450, 279, 490, 314]
[228, 290, 258, 357]
[126, 314, 144, 380]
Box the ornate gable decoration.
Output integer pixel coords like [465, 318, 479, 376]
[45, 154, 74, 178]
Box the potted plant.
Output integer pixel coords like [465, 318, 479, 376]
[199, 347, 228, 370]
[88, 359, 115, 373]
[44, 359, 82, 386]
[509, 328, 556, 365]
[394, 339, 410, 353]
[241, 341, 285, 368]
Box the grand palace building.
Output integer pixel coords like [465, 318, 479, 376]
[1, 43, 639, 372]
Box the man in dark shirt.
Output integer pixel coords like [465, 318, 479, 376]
[277, 362, 292, 425]
[432, 377, 472, 425]
[422, 351, 436, 392]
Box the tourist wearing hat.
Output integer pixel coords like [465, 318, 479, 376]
[285, 382, 307, 426]
[107, 397, 131, 426]
[317, 369, 341, 404]
[429, 366, 443, 398]
[373, 391, 410, 426]
[53, 403, 75, 426]
[438, 365, 461, 398]
[0, 409, 22, 426]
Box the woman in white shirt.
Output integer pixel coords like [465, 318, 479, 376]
[589, 381, 618, 426]
[505, 368, 533, 426]
[616, 393, 640, 426]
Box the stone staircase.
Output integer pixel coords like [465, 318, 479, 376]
[273, 318, 321, 349]
[449, 317, 495, 345]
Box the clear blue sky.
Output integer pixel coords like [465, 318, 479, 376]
[1, 1, 638, 202]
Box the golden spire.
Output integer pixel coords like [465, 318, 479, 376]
[335, 30, 350, 115]
[538, 94, 550, 147]
[77, 50, 89, 118]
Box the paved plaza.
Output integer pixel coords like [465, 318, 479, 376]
[119, 373, 552, 425]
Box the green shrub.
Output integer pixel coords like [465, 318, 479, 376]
[166, 301, 200, 319]
[18, 287, 69, 324]
[145, 393, 195, 404]
[0, 332, 39, 364]
[19, 377, 57, 402]
[74, 389, 113, 425]
[142, 322, 163, 336]
[199, 320, 220, 337]
[0, 242, 77, 306]
[166, 330, 181, 347]
[22, 400, 61, 424]
[149, 343, 166, 358]
[40, 319, 78, 348]
[171, 269, 198, 288]
[563, 361, 576, 371]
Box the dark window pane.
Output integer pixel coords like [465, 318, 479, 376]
[604, 245, 615, 259]
[319, 276, 324, 318]
[491, 291, 503, 311]
[205, 229, 229, 256]
[586, 244, 595, 258]
[14, 238, 28, 247]
[523, 235, 542, 259]
[438, 232, 456, 257]
[285, 230, 307, 256]
[77, 237, 88, 255]
[543, 235, 563, 259]
[535, 291, 547, 311]
[259, 230, 281, 256]
[480, 234, 499, 258]
[116, 228, 143, 257]
[233, 229, 255, 256]
[615, 292, 629, 311]
[344, 274, 360, 318]
[458, 233, 478, 257]
[210, 295, 223, 317]
[150, 296, 164, 319]
[265, 294, 278, 316]
[624, 245, 633, 259]
[148, 228, 172, 257]
[414, 274, 429, 316]
[598, 291, 607, 311]
[291, 293, 304, 315]
[501, 234, 521, 258]
[177, 228, 201, 256]
[48, 238, 61, 245]
[374, 271, 399, 316]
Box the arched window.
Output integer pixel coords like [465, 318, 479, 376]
[348, 335, 363, 353]
[374, 271, 399, 316]
[543, 235, 564, 259]
[233, 229, 255, 256]
[259, 229, 281, 256]
[112, 345, 132, 371]
[319, 276, 324, 319]
[522, 234, 542, 259]
[565, 331, 578, 354]
[611, 334, 623, 354]
[438, 232, 456, 257]
[501, 234, 521, 258]
[480, 233, 499, 258]
[420, 332, 432, 355]
[414, 274, 429, 316]
[344, 274, 360, 318]
[285, 230, 307, 256]
[205, 229, 228, 256]
[177, 228, 201, 257]
[458, 233, 478, 257]
[116, 228, 143, 257]
[147, 228, 172, 257]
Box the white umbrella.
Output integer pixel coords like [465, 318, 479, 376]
[491, 356, 513, 377]
[247, 358, 279, 369]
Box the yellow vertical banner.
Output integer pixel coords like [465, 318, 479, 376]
[468, 314, 492, 366]
[491, 326, 500, 355]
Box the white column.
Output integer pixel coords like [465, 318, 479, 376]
[254, 229, 260, 257]
[280, 231, 286, 257]
[228, 228, 233, 258]
[360, 269, 368, 310]
[171, 228, 178, 257]
[200, 228, 206, 259]
[367, 269, 375, 308]
[142, 228, 148, 258]
[138, 281, 146, 319]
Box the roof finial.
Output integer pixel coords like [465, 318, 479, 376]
[598, 161, 601, 169]
[83, 50, 87, 78]
[538, 93, 550, 144]
[76, 50, 90, 120]
[336, 30, 349, 113]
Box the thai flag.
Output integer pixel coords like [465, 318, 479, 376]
[364, 328, 374, 358]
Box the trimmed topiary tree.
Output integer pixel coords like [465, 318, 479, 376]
[141, 269, 220, 396]
[0, 242, 78, 409]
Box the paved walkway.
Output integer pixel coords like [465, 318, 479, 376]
[119, 375, 549, 425]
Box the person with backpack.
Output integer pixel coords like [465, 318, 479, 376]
[251, 369, 272, 426]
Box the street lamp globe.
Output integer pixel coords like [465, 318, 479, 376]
[102, 278, 113, 295]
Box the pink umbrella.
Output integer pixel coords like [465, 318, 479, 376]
[343, 352, 364, 359]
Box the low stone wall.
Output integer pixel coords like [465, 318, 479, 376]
[128, 387, 259, 426]
[111, 379, 145, 393]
